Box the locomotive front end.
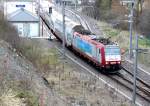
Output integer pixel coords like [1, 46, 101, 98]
[104, 45, 121, 70]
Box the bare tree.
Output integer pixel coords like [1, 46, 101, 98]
[138, 8, 150, 38]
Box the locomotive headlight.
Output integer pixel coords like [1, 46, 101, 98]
[106, 62, 109, 64]
[117, 61, 121, 64]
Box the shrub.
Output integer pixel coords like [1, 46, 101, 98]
[0, 14, 20, 50]
[15, 90, 39, 106]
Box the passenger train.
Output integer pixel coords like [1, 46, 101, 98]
[40, 8, 121, 72]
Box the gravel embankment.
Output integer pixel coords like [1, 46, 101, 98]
[0, 40, 67, 106]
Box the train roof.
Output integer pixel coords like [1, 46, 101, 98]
[73, 25, 92, 34]
[74, 32, 115, 46]
[92, 37, 115, 45]
[51, 9, 81, 29]
[51, 8, 117, 46]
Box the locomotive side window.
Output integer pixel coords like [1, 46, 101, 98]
[96, 48, 101, 63]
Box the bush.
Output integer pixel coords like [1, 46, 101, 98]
[0, 12, 20, 49]
[15, 90, 39, 106]
[0, 11, 58, 73]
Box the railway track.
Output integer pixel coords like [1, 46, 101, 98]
[109, 68, 150, 103]
[40, 12, 150, 105]
[121, 61, 150, 101]
[53, 38, 149, 105]
[122, 65, 150, 92]
[122, 60, 150, 86]
[70, 45, 150, 102]
[66, 41, 150, 102]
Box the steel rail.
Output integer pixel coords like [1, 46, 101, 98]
[121, 64, 150, 91]
[109, 73, 150, 102]
[39, 13, 143, 106]
[119, 66, 150, 102]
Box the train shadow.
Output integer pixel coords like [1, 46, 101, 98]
[94, 66, 121, 75]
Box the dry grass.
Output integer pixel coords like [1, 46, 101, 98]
[0, 74, 39, 106]
[0, 12, 20, 49]
[98, 21, 150, 50]
[44, 59, 132, 106]
[0, 89, 25, 106]
[98, 20, 150, 69]
[0, 11, 133, 105]
[0, 12, 54, 106]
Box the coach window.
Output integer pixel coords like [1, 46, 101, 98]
[67, 33, 71, 40]
[99, 49, 101, 54]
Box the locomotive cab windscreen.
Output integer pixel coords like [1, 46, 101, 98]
[105, 45, 121, 65]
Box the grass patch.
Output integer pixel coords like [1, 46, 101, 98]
[98, 21, 150, 67]
[138, 53, 150, 67]
[0, 89, 38, 106]
[98, 21, 150, 49]
[18, 39, 59, 72]
[98, 21, 120, 38]
[138, 38, 150, 48]
[15, 90, 39, 106]
[103, 27, 120, 37]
